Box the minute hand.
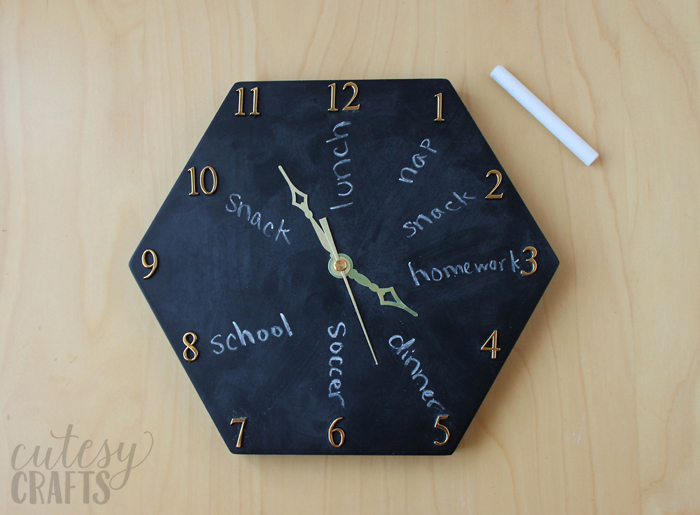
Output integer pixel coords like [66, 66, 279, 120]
[278, 165, 332, 254]
[346, 269, 418, 317]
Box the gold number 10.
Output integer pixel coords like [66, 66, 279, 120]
[188, 166, 218, 196]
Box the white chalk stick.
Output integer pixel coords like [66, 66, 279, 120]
[490, 65, 599, 166]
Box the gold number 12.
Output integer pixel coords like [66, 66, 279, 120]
[328, 82, 360, 111]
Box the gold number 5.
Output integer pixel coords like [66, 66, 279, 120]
[434, 415, 450, 446]
[521, 246, 538, 276]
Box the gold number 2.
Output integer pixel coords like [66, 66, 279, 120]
[485, 170, 504, 199]
[141, 249, 158, 279]
[182, 332, 199, 362]
[230, 418, 247, 448]
[328, 417, 346, 447]
[328, 82, 360, 111]
[434, 415, 450, 446]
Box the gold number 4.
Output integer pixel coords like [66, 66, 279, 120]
[328, 417, 346, 447]
[328, 82, 360, 112]
[485, 170, 504, 199]
[188, 166, 218, 196]
[481, 330, 501, 359]
[434, 415, 450, 446]
[230, 418, 247, 448]
[141, 249, 158, 279]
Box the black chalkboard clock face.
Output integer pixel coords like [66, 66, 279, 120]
[129, 79, 558, 455]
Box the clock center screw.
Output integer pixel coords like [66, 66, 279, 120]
[334, 258, 348, 272]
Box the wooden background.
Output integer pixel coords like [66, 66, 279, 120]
[1, 0, 699, 513]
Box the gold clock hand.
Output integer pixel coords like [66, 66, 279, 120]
[320, 217, 378, 365]
[278, 165, 332, 255]
[346, 269, 418, 317]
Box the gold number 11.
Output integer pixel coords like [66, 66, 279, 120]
[235, 87, 260, 116]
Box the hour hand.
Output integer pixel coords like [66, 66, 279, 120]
[347, 268, 418, 317]
[278, 166, 332, 255]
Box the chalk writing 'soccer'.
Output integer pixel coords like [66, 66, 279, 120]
[129, 79, 558, 455]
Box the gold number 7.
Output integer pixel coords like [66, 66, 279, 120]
[230, 417, 247, 448]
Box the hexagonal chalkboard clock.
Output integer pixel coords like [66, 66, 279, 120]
[129, 79, 558, 455]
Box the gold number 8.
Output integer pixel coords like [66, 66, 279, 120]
[182, 332, 199, 362]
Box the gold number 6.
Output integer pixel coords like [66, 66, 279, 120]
[328, 417, 346, 447]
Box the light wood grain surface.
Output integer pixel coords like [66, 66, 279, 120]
[1, 0, 699, 513]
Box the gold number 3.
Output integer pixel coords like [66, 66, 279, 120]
[434, 415, 450, 446]
[521, 246, 538, 276]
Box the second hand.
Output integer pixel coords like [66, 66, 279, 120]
[320, 218, 379, 366]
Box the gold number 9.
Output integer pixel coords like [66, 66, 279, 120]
[141, 249, 158, 279]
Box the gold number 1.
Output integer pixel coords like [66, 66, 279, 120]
[434, 93, 444, 122]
